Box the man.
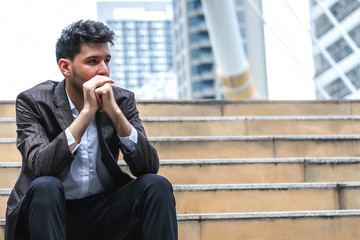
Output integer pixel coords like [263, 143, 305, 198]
[6, 19, 178, 240]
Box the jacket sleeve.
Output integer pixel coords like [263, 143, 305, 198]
[118, 91, 159, 177]
[15, 91, 74, 179]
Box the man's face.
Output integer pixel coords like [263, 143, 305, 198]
[67, 42, 111, 95]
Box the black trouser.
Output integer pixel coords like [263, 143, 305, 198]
[20, 174, 178, 240]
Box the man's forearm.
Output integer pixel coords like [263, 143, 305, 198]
[68, 108, 94, 152]
[108, 107, 132, 138]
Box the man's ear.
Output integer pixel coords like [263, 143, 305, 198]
[58, 58, 71, 77]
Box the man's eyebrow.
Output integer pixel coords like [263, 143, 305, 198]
[85, 54, 112, 60]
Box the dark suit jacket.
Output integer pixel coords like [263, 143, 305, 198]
[5, 80, 159, 240]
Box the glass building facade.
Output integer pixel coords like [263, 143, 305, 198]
[97, 1, 176, 99]
[106, 20, 173, 90]
[172, 0, 267, 99]
[310, 0, 360, 99]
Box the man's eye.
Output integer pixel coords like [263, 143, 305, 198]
[88, 59, 97, 64]
[105, 59, 111, 64]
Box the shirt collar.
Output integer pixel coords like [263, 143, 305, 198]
[65, 89, 79, 117]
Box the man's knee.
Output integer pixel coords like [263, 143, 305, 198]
[26, 176, 65, 206]
[139, 174, 172, 191]
[138, 174, 174, 202]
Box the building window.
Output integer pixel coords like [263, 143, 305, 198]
[237, 11, 245, 23]
[330, 0, 360, 22]
[192, 63, 213, 75]
[315, 14, 333, 38]
[193, 80, 214, 92]
[327, 37, 353, 62]
[325, 78, 351, 98]
[190, 31, 209, 43]
[191, 47, 212, 60]
[349, 23, 360, 47]
[346, 64, 360, 89]
[188, 0, 202, 12]
[189, 15, 206, 28]
[236, 0, 244, 6]
[314, 53, 331, 76]
[240, 27, 246, 38]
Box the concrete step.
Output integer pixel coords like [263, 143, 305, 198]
[2, 182, 360, 218]
[2, 100, 360, 118]
[3, 157, 360, 187]
[0, 119, 16, 138]
[3, 135, 360, 162]
[177, 210, 360, 240]
[0, 220, 4, 239]
[150, 135, 360, 159]
[0, 102, 15, 119]
[142, 116, 360, 137]
[173, 182, 360, 214]
[1, 210, 360, 240]
[146, 157, 360, 185]
[4, 116, 360, 138]
[136, 100, 360, 117]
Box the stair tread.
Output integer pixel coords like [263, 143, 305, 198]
[2, 156, 360, 167]
[2, 209, 360, 225]
[177, 209, 360, 220]
[141, 115, 360, 121]
[2, 182, 360, 194]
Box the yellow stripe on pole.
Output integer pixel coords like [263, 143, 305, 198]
[221, 65, 251, 88]
[220, 64, 257, 99]
[223, 80, 255, 99]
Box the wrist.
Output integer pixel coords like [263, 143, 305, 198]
[82, 104, 98, 116]
[107, 104, 122, 121]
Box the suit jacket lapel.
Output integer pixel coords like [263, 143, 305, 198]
[96, 108, 114, 145]
[52, 80, 74, 130]
[96, 109, 133, 186]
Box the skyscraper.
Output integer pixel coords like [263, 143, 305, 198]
[97, 1, 177, 99]
[172, 0, 267, 99]
[309, 0, 360, 99]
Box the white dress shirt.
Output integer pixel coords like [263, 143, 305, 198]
[62, 93, 138, 199]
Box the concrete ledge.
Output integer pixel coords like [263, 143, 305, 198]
[0, 210, 359, 224]
[3, 135, 360, 143]
[0, 163, 21, 168]
[177, 209, 360, 221]
[4, 157, 360, 167]
[158, 157, 360, 165]
[4, 116, 360, 122]
[1, 182, 359, 191]
[0, 139, 15, 143]
[0, 189, 11, 195]
[2, 182, 360, 194]
[4, 157, 360, 187]
[142, 115, 360, 122]
[137, 99, 360, 104]
[172, 182, 360, 192]
[3, 210, 360, 240]
[4, 116, 360, 138]
[148, 135, 360, 142]
[0, 118, 15, 123]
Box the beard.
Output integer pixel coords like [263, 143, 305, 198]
[69, 68, 86, 96]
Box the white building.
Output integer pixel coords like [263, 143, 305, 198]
[172, 0, 267, 99]
[97, 1, 178, 99]
[309, 0, 360, 99]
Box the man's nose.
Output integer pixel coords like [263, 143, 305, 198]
[98, 61, 110, 76]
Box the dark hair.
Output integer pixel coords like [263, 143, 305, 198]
[55, 20, 115, 63]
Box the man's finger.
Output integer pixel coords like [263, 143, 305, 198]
[95, 89, 103, 106]
[84, 76, 114, 90]
[91, 76, 114, 86]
